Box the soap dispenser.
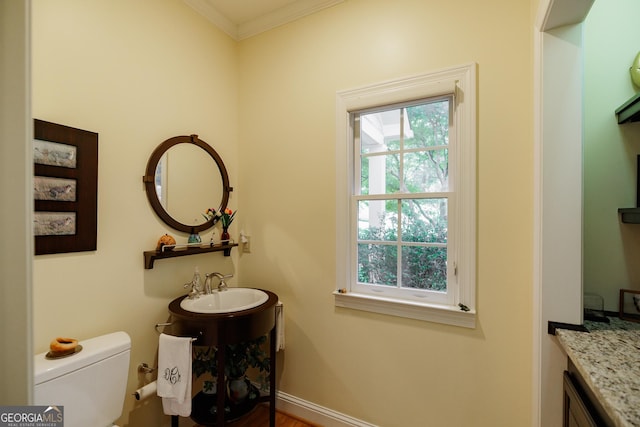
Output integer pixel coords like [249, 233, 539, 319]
[193, 266, 202, 289]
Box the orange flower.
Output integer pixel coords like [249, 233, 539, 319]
[221, 209, 236, 228]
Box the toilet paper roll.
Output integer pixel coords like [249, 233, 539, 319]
[134, 381, 157, 401]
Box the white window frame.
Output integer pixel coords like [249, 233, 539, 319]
[334, 63, 477, 328]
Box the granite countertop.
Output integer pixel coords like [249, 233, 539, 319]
[556, 317, 640, 427]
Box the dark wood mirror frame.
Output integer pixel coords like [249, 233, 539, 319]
[143, 134, 232, 233]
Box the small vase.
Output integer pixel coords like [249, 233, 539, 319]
[188, 227, 201, 244]
[221, 227, 230, 243]
[227, 377, 249, 404]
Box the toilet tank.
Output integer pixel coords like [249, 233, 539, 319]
[34, 331, 131, 427]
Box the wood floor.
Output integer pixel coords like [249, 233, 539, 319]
[189, 403, 319, 427]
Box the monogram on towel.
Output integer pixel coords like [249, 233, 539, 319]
[157, 333, 192, 417]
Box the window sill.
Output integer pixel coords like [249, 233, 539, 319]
[333, 291, 476, 328]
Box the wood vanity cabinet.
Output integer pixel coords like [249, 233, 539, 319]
[563, 359, 614, 427]
[563, 371, 598, 427]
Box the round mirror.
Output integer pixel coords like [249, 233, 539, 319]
[143, 135, 231, 233]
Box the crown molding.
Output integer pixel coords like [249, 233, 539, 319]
[536, 0, 594, 31]
[184, 0, 344, 41]
[183, 0, 238, 39]
[237, 0, 344, 40]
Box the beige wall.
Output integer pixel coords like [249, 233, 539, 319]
[237, 0, 534, 425]
[31, 0, 535, 426]
[31, 1, 238, 424]
[583, 0, 640, 311]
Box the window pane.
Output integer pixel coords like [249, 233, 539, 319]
[352, 95, 457, 299]
[358, 200, 396, 241]
[401, 199, 447, 243]
[401, 246, 447, 291]
[404, 149, 448, 192]
[360, 109, 402, 154]
[360, 153, 399, 195]
[404, 100, 449, 149]
[358, 243, 397, 286]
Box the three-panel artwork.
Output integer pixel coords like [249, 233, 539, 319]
[33, 119, 98, 255]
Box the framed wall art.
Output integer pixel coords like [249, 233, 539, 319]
[34, 119, 98, 255]
[619, 288, 640, 323]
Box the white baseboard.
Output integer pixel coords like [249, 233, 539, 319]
[166, 389, 377, 427]
[276, 390, 377, 427]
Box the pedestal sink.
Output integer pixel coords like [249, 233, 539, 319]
[167, 288, 277, 344]
[165, 288, 278, 427]
[180, 288, 269, 314]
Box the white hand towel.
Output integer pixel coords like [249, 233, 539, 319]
[276, 301, 285, 351]
[157, 333, 192, 417]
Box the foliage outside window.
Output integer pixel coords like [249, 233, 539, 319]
[355, 99, 450, 294]
[335, 64, 476, 327]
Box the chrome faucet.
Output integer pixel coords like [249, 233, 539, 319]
[183, 277, 202, 299]
[204, 272, 233, 293]
[183, 267, 204, 299]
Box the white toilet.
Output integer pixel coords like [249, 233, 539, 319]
[34, 331, 131, 427]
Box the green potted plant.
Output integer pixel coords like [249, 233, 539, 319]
[225, 336, 269, 403]
[193, 347, 217, 394]
[192, 336, 270, 403]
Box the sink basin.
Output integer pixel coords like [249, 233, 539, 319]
[179, 288, 269, 313]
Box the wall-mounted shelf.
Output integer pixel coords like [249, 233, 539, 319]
[618, 208, 640, 224]
[618, 155, 640, 224]
[615, 92, 640, 124]
[144, 243, 238, 269]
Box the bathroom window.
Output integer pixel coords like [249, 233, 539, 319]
[335, 64, 476, 327]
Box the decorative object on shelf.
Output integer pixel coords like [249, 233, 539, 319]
[156, 234, 176, 251]
[188, 228, 201, 244]
[631, 51, 640, 88]
[204, 207, 236, 243]
[220, 208, 236, 243]
[209, 228, 220, 246]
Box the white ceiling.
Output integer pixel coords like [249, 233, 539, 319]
[183, 0, 344, 41]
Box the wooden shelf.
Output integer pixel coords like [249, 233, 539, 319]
[144, 243, 238, 269]
[619, 207, 640, 224]
[615, 92, 640, 124]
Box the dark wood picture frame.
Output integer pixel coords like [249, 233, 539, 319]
[34, 119, 98, 255]
[619, 288, 640, 323]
